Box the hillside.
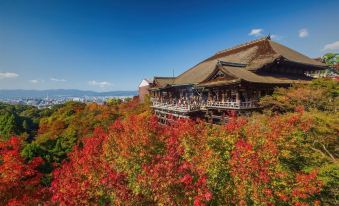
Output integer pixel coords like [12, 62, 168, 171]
[0, 79, 338, 205]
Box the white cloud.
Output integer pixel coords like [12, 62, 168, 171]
[249, 28, 263, 36]
[88, 80, 112, 88]
[270, 34, 284, 41]
[322, 40, 339, 51]
[29, 79, 39, 84]
[50, 78, 66, 82]
[0, 72, 19, 79]
[298, 28, 308, 38]
[270, 34, 283, 40]
[29, 79, 44, 84]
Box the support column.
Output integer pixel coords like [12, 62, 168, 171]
[236, 90, 240, 103]
[221, 112, 225, 124]
[208, 91, 212, 101]
[235, 89, 240, 109]
[221, 90, 225, 102]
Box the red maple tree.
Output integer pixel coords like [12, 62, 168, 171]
[0, 137, 50, 205]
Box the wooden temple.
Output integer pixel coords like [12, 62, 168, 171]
[148, 37, 327, 124]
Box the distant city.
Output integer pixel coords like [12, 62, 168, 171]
[0, 89, 137, 109]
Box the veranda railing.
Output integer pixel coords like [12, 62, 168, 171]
[151, 99, 258, 112]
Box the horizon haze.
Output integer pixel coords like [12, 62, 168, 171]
[0, 89, 137, 98]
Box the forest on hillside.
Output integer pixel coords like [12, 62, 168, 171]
[0, 79, 338, 206]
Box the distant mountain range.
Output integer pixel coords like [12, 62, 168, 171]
[0, 89, 137, 98]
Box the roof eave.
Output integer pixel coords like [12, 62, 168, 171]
[283, 59, 328, 70]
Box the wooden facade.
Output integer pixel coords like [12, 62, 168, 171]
[148, 37, 327, 124]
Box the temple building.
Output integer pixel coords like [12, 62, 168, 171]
[147, 36, 327, 124]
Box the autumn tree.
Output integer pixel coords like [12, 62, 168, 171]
[0, 137, 51, 205]
[3, 79, 337, 205]
[137, 120, 212, 205]
[260, 79, 338, 113]
[51, 128, 135, 205]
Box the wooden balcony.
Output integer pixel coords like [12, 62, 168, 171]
[151, 98, 259, 112]
[151, 101, 200, 113]
[205, 100, 258, 109]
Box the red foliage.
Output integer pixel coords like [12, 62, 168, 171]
[118, 96, 149, 117]
[227, 112, 322, 205]
[0, 137, 50, 205]
[108, 114, 161, 159]
[225, 116, 247, 133]
[138, 133, 211, 205]
[27, 109, 325, 205]
[51, 128, 135, 205]
[49, 112, 322, 205]
[230, 139, 272, 205]
[292, 171, 322, 205]
[51, 115, 212, 205]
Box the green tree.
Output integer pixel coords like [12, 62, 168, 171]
[323, 53, 339, 73]
[322, 53, 339, 66]
[0, 112, 20, 139]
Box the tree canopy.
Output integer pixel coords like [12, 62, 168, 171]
[0, 79, 338, 205]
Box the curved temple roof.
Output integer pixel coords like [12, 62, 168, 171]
[153, 37, 327, 88]
[173, 37, 326, 85]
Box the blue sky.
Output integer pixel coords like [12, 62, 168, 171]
[0, 0, 338, 91]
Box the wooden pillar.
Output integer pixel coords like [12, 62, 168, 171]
[209, 110, 213, 123]
[243, 91, 247, 102]
[221, 112, 225, 124]
[235, 90, 240, 103]
[221, 90, 225, 102]
[226, 90, 230, 101]
[208, 91, 212, 101]
[216, 90, 219, 101]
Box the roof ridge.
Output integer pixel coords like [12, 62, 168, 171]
[215, 36, 270, 55]
[173, 38, 266, 83]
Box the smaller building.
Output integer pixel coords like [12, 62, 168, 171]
[138, 79, 152, 103]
